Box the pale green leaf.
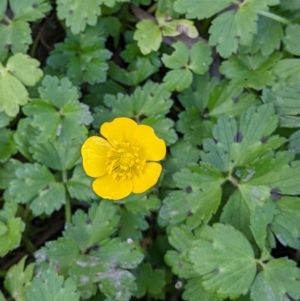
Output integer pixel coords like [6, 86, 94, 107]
[272, 58, 300, 85]
[163, 69, 193, 92]
[134, 19, 161, 55]
[4, 256, 34, 301]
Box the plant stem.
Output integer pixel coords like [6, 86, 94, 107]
[62, 170, 71, 223]
[258, 10, 291, 25]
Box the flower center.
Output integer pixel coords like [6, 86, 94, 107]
[106, 141, 145, 180]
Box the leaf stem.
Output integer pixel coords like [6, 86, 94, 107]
[62, 170, 71, 223]
[258, 10, 291, 25]
[30, 29, 42, 58]
[3, 15, 12, 25]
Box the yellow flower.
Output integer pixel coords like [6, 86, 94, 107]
[81, 117, 166, 200]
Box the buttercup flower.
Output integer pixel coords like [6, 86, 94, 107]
[81, 117, 166, 200]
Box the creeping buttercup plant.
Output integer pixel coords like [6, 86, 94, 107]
[0, 0, 300, 300]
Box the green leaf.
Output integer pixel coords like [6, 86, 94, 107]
[66, 164, 98, 202]
[270, 196, 300, 249]
[0, 159, 22, 190]
[57, 0, 102, 34]
[0, 111, 11, 128]
[121, 193, 160, 215]
[47, 24, 111, 84]
[134, 263, 165, 299]
[289, 130, 300, 154]
[103, 81, 173, 118]
[159, 165, 224, 228]
[272, 59, 300, 85]
[0, 0, 50, 59]
[220, 189, 253, 241]
[251, 258, 300, 301]
[119, 207, 148, 241]
[162, 139, 200, 188]
[30, 139, 81, 171]
[108, 60, 158, 86]
[142, 116, 177, 145]
[251, 16, 283, 56]
[219, 52, 281, 90]
[283, 24, 300, 56]
[0, 128, 16, 163]
[162, 41, 212, 91]
[263, 82, 300, 128]
[173, 0, 232, 19]
[189, 223, 257, 299]
[250, 200, 277, 250]
[0, 202, 25, 257]
[10, 0, 51, 21]
[5, 163, 66, 216]
[182, 278, 221, 301]
[0, 54, 42, 116]
[208, 1, 279, 58]
[14, 118, 39, 161]
[64, 202, 120, 252]
[201, 104, 285, 172]
[23, 76, 92, 145]
[4, 256, 33, 301]
[133, 19, 161, 55]
[165, 226, 198, 279]
[26, 269, 80, 301]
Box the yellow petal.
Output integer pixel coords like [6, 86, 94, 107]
[132, 162, 162, 193]
[100, 117, 138, 145]
[81, 136, 110, 178]
[133, 125, 166, 161]
[92, 174, 133, 200]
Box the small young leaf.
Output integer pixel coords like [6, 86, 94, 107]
[162, 41, 212, 91]
[0, 54, 42, 116]
[0, 202, 25, 257]
[134, 19, 161, 55]
[66, 165, 98, 202]
[26, 269, 80, 301]
[134, 263, 166, 299]
[4, 256, 34, 301]
[251, 258, 300, 301]
[189, 223, 257, 299]
[47, 24, 111, 84]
